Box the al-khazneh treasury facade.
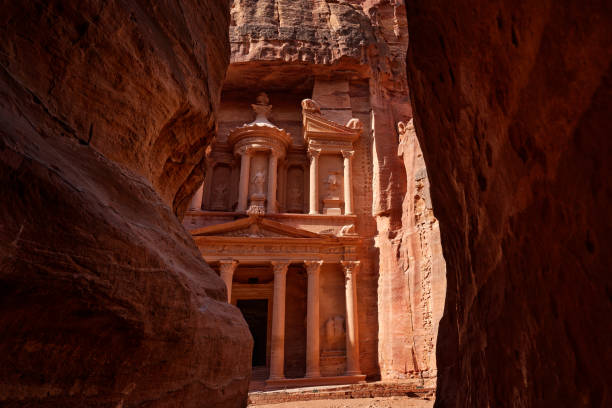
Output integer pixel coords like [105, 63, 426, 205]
[182, 0, 445, 392]
[184, 92, 367, 388]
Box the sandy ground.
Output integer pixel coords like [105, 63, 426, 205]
[250, 396, 434, 408]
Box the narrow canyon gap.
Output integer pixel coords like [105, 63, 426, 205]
[405, 0, 612, 407]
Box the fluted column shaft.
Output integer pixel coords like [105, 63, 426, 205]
[267, 152, 279, 213]
[237, 150, 252, 212]
[305, 260, 323, 378]
[218, 260, 238, 303]
[269, 261, 290, 380]
[342, 150, 354, 215]
[342, 261, 362, 375]
[308, 150, 320, 214]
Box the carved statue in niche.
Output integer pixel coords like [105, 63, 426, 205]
[324, 315, 345, 351]
[324, 172, 341, 199]
[251, 170, 266, 196]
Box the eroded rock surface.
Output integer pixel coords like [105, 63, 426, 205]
[405, 1, 612, 406]
[0, 1, 252, 407]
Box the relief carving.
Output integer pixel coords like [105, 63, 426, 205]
[301, 98, 321, 115]
[324, 315, 346, 351]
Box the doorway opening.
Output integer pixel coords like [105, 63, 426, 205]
[237, 299, 269, 367]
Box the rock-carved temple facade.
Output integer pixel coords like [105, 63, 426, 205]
[184, 93, 368, 388]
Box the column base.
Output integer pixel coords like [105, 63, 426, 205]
[304, 371, 321, 379]
[345, 370, 362, 376]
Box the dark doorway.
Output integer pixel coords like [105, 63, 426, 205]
[237, 299, 268, 367]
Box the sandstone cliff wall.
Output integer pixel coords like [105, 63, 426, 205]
[0, 1, 252, 407]
[405, 1, 612, 406]
[227, 0, 446, 381]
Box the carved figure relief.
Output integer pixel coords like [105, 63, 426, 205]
[301, 98, 321, 115]
[211, 183, 228, 209]
[324, 172, 341, 199]
[345, 118, 363, 130]
[286, 166, 305, 213]
[251, 171, 266, 196]
[324, 315, 346, 351]
[209, 164, 231, 211]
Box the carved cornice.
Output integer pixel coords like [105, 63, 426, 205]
[229, 125, 292, 155]
[302, 112, 361, 146]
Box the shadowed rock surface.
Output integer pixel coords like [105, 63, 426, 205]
[0, 1, 252, 407]
[405, 1, 612, 406]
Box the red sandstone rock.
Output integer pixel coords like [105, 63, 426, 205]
[0, 1, 252, 407]
[405, 1, 612, 406]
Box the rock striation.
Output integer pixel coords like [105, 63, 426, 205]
[0, 1, 252, 407]
[405, 0, 612, 406]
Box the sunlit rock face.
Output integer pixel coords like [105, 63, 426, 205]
[224, 0, 446, 383]
[405, 1, 612, 407]
[0, 1, 253, 407]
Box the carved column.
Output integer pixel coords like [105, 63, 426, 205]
[202, 160, 215, 209]
[342, 150, 355, 215]
[218, 259, 238, 303]
[342, 261, 362, 375]
[269, 261, 290, 380]
[304, 260, 323, 378]
[237, 149, 252, 212]
[277, 160, 287, 212]
[189, 182, 204, 210]
[308, 149, 321, 215]
[267, 151, 279, 213]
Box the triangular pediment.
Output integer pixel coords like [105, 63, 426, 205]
[303, 113, 361, 141]
[191, 216, 323, 239]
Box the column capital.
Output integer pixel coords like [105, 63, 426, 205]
[237, 146, 255, 156]
[341, 150, 355, 159]
[308, 149, 321, 160]
[218, 259, 238, 272]
[271, 260, 290, 275]
[341, 260, 361, 278]
[270, 148, 283, 158]
[304, 260, 323, 275]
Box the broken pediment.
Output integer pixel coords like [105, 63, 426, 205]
[302, 112, 362, 143]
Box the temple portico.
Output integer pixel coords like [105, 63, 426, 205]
[186, 93, 366, 389]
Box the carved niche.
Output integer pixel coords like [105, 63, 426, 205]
[286, 165, 305, 213]
[324, 315, 346, 351]
[209, 164, 231, 211]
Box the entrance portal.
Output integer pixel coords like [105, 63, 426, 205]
[237, 299, 268, 367]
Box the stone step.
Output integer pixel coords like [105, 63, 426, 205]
[248, 381, 435, 405]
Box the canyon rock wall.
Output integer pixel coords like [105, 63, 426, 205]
[227, 0, 445, 382]
[405, 0, 612, 406]
[0, 1, 252, 407]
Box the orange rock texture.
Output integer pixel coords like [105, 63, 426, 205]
[405, 1, 612, 406]
[0, 1, 252, 407]
[227, 0, 446, 382]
